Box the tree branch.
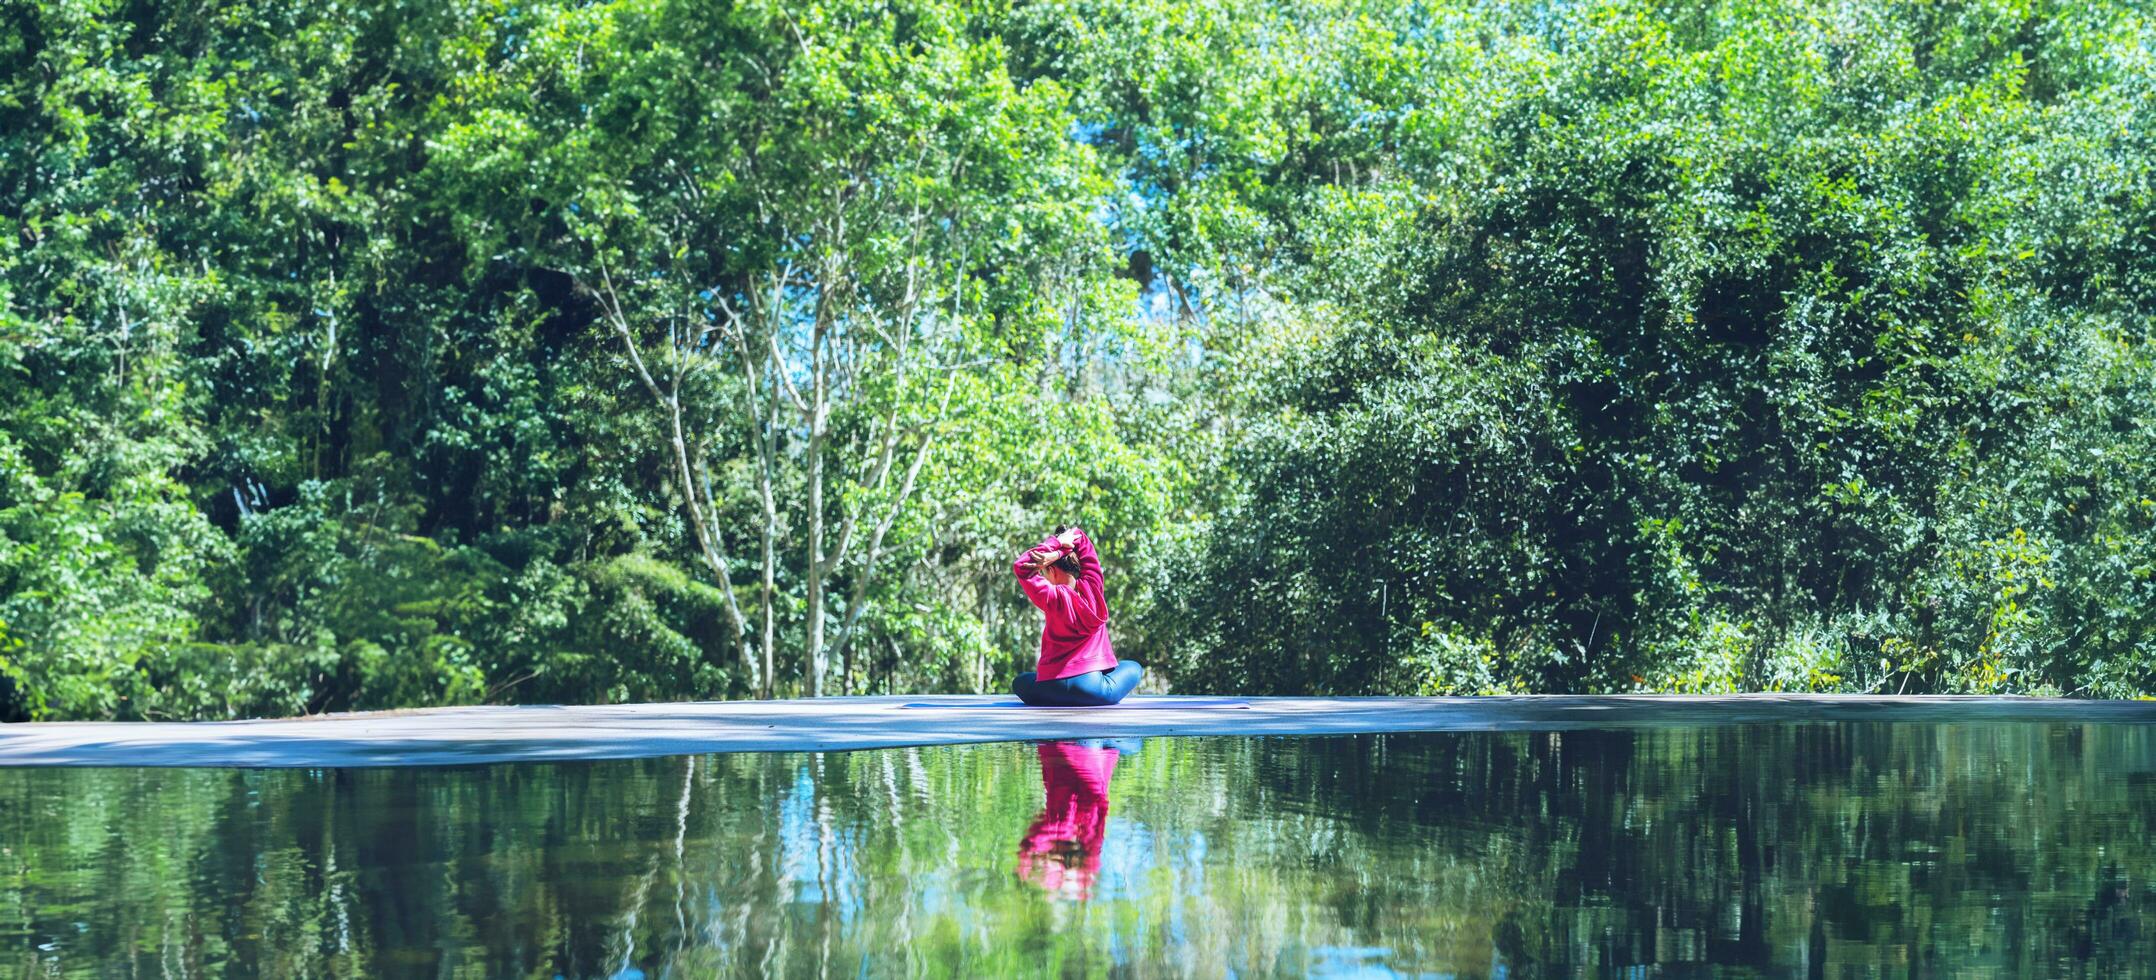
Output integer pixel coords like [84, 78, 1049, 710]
[592, 255, 750, 651]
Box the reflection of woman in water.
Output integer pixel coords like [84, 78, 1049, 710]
[1011, 525, 1143, 706]
[1017, 741, 1123, 899]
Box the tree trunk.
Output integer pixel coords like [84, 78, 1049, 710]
[803, 397, 828, 698]
[759, 488, 777, 699]
[592, 263, 756, 694]
[726, 300, 786, 701]
[824, 384, 945, 684]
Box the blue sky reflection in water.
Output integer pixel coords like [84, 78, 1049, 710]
[4, 725, 2156, 976]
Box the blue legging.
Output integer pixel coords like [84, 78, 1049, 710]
[1012, 660, 1145, 706]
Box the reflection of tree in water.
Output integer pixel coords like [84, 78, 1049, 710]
[2071, 866, 2141, 972]
[3, 724, 2154, 975]
[1241, 724, 2156, 974]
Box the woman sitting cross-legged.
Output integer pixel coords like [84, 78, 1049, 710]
[1011, 525, 1143, 706]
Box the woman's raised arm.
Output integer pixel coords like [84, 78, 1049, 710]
[1013, 535, 1072, 615]
[1068, 527, 1103, 589]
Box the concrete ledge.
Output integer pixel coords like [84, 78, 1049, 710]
[3, 694, 2153, 768]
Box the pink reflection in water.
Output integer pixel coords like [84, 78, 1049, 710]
[1017, 741, 1119, 899]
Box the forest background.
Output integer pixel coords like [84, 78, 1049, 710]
[3, 0, 2153, 720]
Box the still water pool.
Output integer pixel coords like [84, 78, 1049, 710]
[4, 724, 2154, 976]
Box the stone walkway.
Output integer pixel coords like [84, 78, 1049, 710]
[3, 694, 2152, 768]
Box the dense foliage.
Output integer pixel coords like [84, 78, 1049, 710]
[1147, 0, 2156, 698]
[1, 0, 2151, 718]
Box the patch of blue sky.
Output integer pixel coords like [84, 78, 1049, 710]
[1068, 119, 1114, 145]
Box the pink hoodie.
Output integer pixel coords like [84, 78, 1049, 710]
[1013, 528, 1118, 680]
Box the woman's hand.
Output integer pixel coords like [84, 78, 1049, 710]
[1056, 526, 1082, 548]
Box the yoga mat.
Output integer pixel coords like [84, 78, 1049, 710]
[898, 698, 1251, 709]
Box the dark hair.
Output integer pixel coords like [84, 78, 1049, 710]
[1049, 525, 1083, 576]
